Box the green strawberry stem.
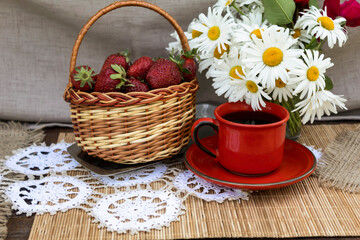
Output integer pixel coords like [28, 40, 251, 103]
[169, 55, 184, 70]
[110, 64, 128, 89]
[183, 48, 201, 62]
[73, 66, 96, 88]
[119, 49, 131, 63]
[182, 48, 198, 58]
[169, 54, 191, 76]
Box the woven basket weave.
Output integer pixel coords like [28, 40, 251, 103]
[64, 1, 198, 164]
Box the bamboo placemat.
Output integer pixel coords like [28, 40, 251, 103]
[29, 123, 360, 239]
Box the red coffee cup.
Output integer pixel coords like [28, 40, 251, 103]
[191, 101, 290, 176]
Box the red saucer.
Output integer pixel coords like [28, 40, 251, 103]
[185, 135, 316, 190]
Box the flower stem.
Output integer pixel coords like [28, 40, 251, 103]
[273, 98, 302, 138]
[286, 98, 302, 136]
[305, 37, 317, 49]
[314, 39, 326, 51]
[231, 3, 244, 15]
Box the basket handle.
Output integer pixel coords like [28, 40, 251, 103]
[67, 0, 190, 87]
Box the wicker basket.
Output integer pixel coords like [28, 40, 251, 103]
[64, 1, 198, 164]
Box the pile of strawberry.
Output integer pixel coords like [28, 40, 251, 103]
[70, 50, 197, 93]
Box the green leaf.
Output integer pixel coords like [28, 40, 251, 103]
[80, 80, 86, 88]
[110, 74, 122, 80]
[261, 0, 295, 25]
[309, 0, 319, 8]
[120, 49, 130, 57]
[111, 64, 124, 74]
[116, 81, 125, 89]
[183, 68, 191, 74]
[324, 75, 333, 90]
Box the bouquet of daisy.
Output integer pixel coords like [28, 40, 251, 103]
[167, 0, 359, 138]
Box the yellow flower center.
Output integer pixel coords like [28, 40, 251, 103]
[250, 29, 262, 39]
[229, 66, 245, 79]
[208, 26, 221, 41]
[262, 47, 283, 67]
[192, 29, 202, 38]
[226, 0, 234, 6]
[292, 29, 301, 39]
[307, 66, 320, 81]
[317, 16, 335, 30]
[214, 43, 230, 59]
[275, 78, 286, 88]
[246, 81, 258, 93]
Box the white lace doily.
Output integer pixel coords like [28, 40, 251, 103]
[174, 170, 249, 202]
[6, 176, 92, 216]
[305, 145, 323, 161]
[5, 142, 79, 175]
[91, 164, 167, 187]
[2, 141, 321, 234]
[92, 190, 184, 234]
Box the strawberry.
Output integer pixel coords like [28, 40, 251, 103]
[170, 49, 198, 81]
[101, 50, 130, 72]
[146, 59, 182, 89]
[180, 55, 197, 81]
[123, 78, 150, 93]
[94, 64, 128, 92]
[127, 56, 154, 80]
[70, 65, 97, 92]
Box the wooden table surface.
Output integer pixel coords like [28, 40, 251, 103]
[4, 124, 360, 240]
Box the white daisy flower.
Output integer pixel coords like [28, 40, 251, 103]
[198, 37, 241, 73]
[213, 0, 263, 16]
[266, 78, 296, 103]
[291, 28, 312, 49]
[233, 10, 268, 47]
[297, 6, 347, 49]
[239, 0, 262, 7]
[293, 90, 347, 124]
[213, 0, 237, 15]
[198, 44, 231, 73]
[208, 54, 247, 97]
[238, 0, 264, 14]
[291, 21, 312, 49]
[167, 18, 201, 54]
[166, 31, 193, 55]
[290, 49, 334, 99]
[188, 18, 202, 40]
[189, 7, 235, 54]
[242, 26, 303, 89]
[225, 79, 246, 103]
[229, 78, 271, 111]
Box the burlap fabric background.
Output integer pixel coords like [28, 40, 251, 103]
[0, 0, 359, 123]
[0, 122, 44, 240]
[317, 128, 360, 192]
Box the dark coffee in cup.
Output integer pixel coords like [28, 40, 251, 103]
[222, 111, 281, 125]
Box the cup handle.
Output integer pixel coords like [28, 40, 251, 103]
[191, 118, 219, 160]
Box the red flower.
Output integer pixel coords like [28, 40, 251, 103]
[324, 0, 360, 27]
[340, 0, 360, 27]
